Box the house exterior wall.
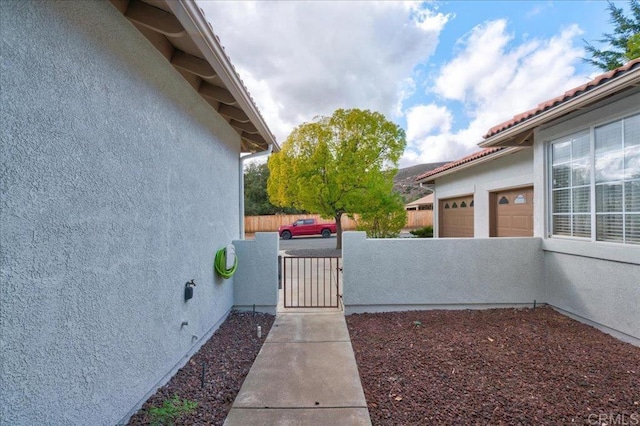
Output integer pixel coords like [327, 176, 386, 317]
[533, 90, 640, 344]
[533, 89, 640, 260]
[342, 232, 544, 313]
[233, 232, 279, 314]
[1, 2, 242, 425]
[543, 252, 639, 344]
[433, 149, 534, 237]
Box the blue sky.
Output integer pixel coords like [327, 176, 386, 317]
[197, 1, 629, 166]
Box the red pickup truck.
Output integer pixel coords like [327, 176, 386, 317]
[278, 218, 337, 240]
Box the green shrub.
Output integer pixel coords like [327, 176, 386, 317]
[148, 394, 198, 426]
[410, 225, 433, 238]
[355, 193, 407, 239]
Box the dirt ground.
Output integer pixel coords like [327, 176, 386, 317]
[127, 307, 638, 425]
[127, 311, 274, 426]
[346, 307, 640, 425]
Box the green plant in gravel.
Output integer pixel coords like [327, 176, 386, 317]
[147, 394, 198, 426]
[410, 225, 433, 238]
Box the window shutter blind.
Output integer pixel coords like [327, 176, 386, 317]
[549, 113, 639, 244]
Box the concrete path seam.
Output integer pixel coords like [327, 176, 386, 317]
[229, 406, 368, 410]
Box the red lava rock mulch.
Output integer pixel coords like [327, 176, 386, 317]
[346, 307, 640, 425]
[127, 311, 274, 426]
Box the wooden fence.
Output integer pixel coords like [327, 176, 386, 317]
[405, 209, 433, 229]
[244, 210, 433, 233]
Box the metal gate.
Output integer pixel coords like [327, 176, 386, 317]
[282, 257, 341, 308]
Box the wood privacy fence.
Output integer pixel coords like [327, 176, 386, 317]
[405, 209, 433, 229]
[244, 210, 433, 233]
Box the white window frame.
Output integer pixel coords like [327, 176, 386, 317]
[548, 130, 592, 240]
[546, 112, 640, 245]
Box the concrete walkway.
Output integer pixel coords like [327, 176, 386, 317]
[224, 312, 371, 425]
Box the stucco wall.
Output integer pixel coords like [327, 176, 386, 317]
[532, 90, 640, 344]
[342, 232, 544, 313]
[434, 149, 534, 237]
[1, 2, 242, 425]
[233, 232, 279, 314]
[544, 252, 639, 344]
[342, 89, 639, 343]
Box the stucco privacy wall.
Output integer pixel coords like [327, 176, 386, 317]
[434, 148, 534, 238]
[342, 232, 544, 313]
[233, 232, 279, 314]
[1, 2, 242, 425]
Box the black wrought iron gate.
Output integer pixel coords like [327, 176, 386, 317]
[281, 257, 341, 308]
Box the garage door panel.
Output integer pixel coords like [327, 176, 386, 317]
[511, 215, 531, 230]
[440, 195, 474, 238]
[493, 187, 533, 237]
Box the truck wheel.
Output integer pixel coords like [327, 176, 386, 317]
[281, 230, 292, 240]
[321, 229, 331, 238]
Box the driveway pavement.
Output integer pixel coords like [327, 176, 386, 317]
[246, 232, 415, 252]
[279, 235, 338, 251]
[245, 233, 339, 251]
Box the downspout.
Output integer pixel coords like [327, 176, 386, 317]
[431, 186, 437, 238]
[239, 144, 273, 239]
[421, 184, 436, 237]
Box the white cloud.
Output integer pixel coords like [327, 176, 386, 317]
[394, 77, 416, 118]
[232, 67, 290, 142]
[197, 2, 592, 167]
[402, 20, 588, 166]
[197, 1, 451, 142]
[405, 104, 452, 140]
[434, 20, 514, 102]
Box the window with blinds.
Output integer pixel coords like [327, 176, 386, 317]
[595, 114, 640, 244]
[551, 131, 591, 238]
[549, 113, 640, 245]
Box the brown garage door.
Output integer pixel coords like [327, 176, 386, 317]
[491, 187, 533, 237]
[439, 195, 474, 237]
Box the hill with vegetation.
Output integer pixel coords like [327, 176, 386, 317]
[393, 162, 449, 203]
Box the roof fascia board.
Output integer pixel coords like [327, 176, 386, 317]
[479, 69, 640, 148]
[166, 0, 279, 151]
[417, 147, 522, 183]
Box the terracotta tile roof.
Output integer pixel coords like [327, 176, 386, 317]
[484, 58, 640, 139]
[416, 147, 505, 181]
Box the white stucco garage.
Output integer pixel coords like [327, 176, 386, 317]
[419, 147, 534, 238]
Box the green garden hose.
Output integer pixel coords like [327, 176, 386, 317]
[214, 246, 238, 279]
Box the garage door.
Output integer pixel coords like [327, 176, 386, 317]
[439, 195, 474, 237]
[492, 187, 533, 237]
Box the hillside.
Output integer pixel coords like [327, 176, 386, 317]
[393, 162, 449, 203]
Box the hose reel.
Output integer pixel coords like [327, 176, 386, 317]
[214, 244, 238, 279]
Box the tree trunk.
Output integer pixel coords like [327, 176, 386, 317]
[335, 212, 343, 250]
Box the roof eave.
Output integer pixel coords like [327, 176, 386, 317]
[479, 69, 640, 148]
[167, 0, 279, 152]
[416, 147, 522, 184]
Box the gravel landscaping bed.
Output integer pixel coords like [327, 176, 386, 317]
[127, 311, 274, 426]
[346, 307, 640, 425]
